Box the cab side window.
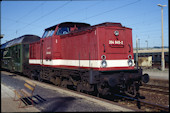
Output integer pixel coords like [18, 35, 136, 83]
[56, 27, 70, 35]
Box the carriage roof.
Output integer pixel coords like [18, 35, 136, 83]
[1, 34, 40, 49]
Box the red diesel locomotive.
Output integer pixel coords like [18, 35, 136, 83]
[25, 22, 149, 97]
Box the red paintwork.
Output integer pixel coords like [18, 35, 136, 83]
[29, 22, 134, 71]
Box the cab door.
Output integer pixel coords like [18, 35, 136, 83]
[45, 37, 52, 60]
[40, 39, 44, 65]
[41, 30, 53, 65]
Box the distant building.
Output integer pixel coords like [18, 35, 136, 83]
[133, 48, 169, 68]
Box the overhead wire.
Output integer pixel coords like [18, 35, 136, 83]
[16, 1, 47, 22]
[5, 1, 71, 38]
[5, 0, 102, 38]
[46, 0, 103, 26]
[3, 1, 46, 29]
[78, 0, 141, 21]
[18, 1, 71, 30]
[1, 17, 43, 28]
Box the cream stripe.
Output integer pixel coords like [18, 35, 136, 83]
[29, 59, 135, 68]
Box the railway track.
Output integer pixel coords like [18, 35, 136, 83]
[64, 87, 169, 112]
[61, 80, 169, 112]
[140, 84, 169, 95]
[46, 80, 169, 112]
[113, 94, 169, 112]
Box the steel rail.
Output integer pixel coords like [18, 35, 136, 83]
[142, 84, 169, 90]
[140, 84, 169, 95]
[114, 94, 169, 112]
[140, 87, 169, 95]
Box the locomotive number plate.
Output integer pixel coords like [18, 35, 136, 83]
[109, 40, 124, 48]
[109, 40, 123, 45]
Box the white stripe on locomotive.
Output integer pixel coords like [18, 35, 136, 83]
[29, 59, 135, 68]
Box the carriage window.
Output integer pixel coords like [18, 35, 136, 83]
[3, 50, 9, 57]
[18, 48, 20, 58]
[56, 27, 70, 35]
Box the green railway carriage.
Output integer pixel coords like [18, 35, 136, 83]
[1, 35, 40, 73]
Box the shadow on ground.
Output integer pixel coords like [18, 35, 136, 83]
[37, 96, 76, 112]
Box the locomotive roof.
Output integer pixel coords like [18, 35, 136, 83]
[92, 22, 132, 29]
[93, 22, 122, 27]
[1, 34, 40, 49]
[44, 22, 131, 31]
[45, 22, 91, 30]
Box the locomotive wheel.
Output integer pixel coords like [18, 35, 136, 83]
[60, 80, 68, 88]
[124, 83, 138, 98]
[30, 71, 37, 80]
[92, 85, 99, 96]
[77, 83, 83, 92]
[38, 74, 43, 82]
[30, 73, 35, 80]
[55, 77, 61, 86]
[97, 93, 103, 98]
[97, 82, 110, 96]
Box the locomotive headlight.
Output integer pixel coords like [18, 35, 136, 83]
[101, 60, 107, 68]
[128, 59, 133, 67]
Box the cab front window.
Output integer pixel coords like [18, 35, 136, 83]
[46, 30, 52, 37]
[42, 31, 48, 38]
[42, 29, 55, 38]
[49, 30, 55, 36]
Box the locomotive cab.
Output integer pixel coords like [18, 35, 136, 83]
[55, 22, 91, 36]
[42, 22, 90, 38]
